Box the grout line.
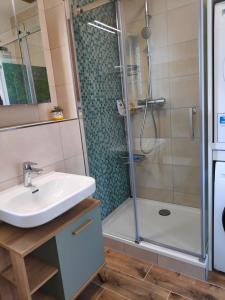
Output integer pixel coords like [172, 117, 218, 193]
[104, 264, 148, 283]
[167, 291, 171, 300]
[143, 264, 153, 281]
[96, 287, 105, 300]
[206, 279, 225, 291]
[98, 286, 131, 300]
[96, 265, 172, 299]
[105, 264, 145, 281]
[170, 292, 193, 300]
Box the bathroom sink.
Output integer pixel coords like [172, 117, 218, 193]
[0, 172, 96, 228]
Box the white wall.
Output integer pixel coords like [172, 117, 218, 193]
[0, 119, 85, 192]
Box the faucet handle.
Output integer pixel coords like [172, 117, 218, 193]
[23, 161, 38, 169]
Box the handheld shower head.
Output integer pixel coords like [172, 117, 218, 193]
[141, 12, 151, 40]
[141, 26, 151, 39]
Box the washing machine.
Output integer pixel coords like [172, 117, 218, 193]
[214, 162, 225, 272]
[214, 1, 225, 142]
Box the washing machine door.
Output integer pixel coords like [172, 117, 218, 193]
[214, 162, 225, 272]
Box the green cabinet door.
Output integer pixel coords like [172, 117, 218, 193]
[56, 206, 104, 300]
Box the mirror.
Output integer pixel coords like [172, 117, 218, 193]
[0, 0, 50, 106]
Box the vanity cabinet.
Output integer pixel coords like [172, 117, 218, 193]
[0, 198, 104, 300]
[56, 206, 104, 300]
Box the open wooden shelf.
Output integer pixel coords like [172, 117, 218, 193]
[0, 199, 101, 300]
[32, 291, 56, 300]
[1, 256, 58, 295]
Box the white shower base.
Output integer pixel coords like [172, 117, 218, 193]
[103, 198, 201, 255]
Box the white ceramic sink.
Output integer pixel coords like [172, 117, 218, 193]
[0, 172, 96, 228]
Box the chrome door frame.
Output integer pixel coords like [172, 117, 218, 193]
[116, 0, 141, 244]
[199, 0, 208, 262]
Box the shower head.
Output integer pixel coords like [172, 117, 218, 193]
[141, 26, 151, 40]
[141, 13, 151, 40]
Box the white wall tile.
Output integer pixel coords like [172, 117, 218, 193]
[168, 3, 199, 45]
[166, 0, 196, 10]
[148, 0, 167, 15]
[64, 155, 86, 176]
[45, 3, 67, 49]
[171, 108, 200, 138]
[59, 119, 83, 160]
[51, 45, 73, 86]
[151, 13, 168, 48]
[170, 75, 199, 108]
[152, 78, 170, 108]
[132, 108, 171, 138]
[171, 138, 200, 167]
[56, 84, 77, 119]
[173, 165, 200, 195]
[0, 176, 23, 193]
[0, 123, 63, 183]
[43, 0, 63, 10]
[0, 105, 40, 128]
[136, 163, 173, 190]
[168, 40, 199, 77]
[173, 191, 200, 208]
[122, 0, 145, 24]
[136, 186, 173, 203]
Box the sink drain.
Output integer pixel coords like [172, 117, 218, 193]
[159, 209, 171, 216]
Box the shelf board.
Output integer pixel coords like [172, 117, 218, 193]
[32, 291, 56, 300]
[1, 256, 58, 295]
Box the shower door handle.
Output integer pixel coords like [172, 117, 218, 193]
[189, 107, 197, 139]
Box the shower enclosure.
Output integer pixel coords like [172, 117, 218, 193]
[71, 0, 207, 262]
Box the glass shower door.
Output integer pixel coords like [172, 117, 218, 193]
[119, 0, 206, 258]
[72, 0, 137, 242]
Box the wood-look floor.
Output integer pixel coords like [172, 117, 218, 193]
[77, 248, 225, 300]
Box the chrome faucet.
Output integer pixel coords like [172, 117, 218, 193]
[23, 162, 43, 187]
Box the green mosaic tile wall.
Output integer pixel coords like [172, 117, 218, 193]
[73, 1, 130, 218]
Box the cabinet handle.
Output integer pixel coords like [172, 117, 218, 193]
[222, 208, 225, 232]
[72, 219, 93, 236]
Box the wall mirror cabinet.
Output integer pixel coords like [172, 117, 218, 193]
[0, 0, 50, 106]
[0, 0, 77, 130]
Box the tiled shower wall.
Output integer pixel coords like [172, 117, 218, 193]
[123, 0, 201, 208]
[73, 1, 130, 218]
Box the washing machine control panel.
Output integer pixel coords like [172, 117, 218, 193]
[217, 114, 225, 142]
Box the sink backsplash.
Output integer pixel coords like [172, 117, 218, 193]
[0, 119, 85, 192]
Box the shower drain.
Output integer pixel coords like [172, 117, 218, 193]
[159, 209, 171, 216]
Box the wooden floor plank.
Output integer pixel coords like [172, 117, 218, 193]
[98, 289, 129, 300]
[208, 271, 225, 289]
[97, 267, 170, 300]
[105, 248, 151, 280]
[76, 282, 103, 300]
[146, 265, 225, 300]
[168, 292, 191, 300]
